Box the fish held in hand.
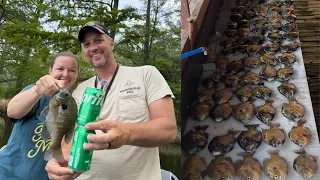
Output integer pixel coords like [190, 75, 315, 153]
[41, 88, 78, 161]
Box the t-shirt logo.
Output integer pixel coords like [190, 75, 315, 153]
[120, 80, 140, 95]
[125, 80, 134, 87]
[27, 122, 51, 158]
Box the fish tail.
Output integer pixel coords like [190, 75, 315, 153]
[44, 147, 54, 161]
[44, 147, 64, 162]
[53, 148, 64, 162]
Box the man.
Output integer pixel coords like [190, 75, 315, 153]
[46, 22, 177, 180]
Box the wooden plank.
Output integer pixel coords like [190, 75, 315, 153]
[301, 47, 320, 53]
[301, 43, 320, 48]
[297, 16, 320, 20]
[300, 37, 320, 41]
[298, 30, 320, 34]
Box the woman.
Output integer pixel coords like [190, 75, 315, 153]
[0, 52, 79, 179]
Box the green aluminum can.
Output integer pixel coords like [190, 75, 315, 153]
[77, 87, 104, 125]
[68, 125, 96, 172]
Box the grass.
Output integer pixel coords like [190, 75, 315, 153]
[159, 143, 181, 179]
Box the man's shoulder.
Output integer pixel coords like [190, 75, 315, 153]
[73, 76, 95, 94]
[121, 65, 157, 73]
[77, 76, 96, 87]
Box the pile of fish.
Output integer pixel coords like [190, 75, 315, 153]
[182, 0, 318, 179]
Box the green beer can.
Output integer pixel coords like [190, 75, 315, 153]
[77, 87, 104, 125]
[68, 126, 95, 172]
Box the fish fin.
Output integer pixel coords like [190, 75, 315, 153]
[297, 119, 307, 126]
[199, 157, 206, 166]
[294, 148, 306, 155]
[265, 99, 274, 104]
[44, 147, 54, 161]
[267, 149, 280, 156]
[269, 123, 281, 128]
[64, 129, 74, 144]
[244, 124, 260, 129]
[228, 129, 240, 135]
[53, 149, 64, 162]
[42, 121, 51, 141]
[234, 159, 242, 169]
[194, 125, 209, 131]
[237, 152, 250, 158]
[40, 106, 49, 117]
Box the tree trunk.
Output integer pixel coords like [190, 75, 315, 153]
[143, 0, 151, 65]
[0, 99, 13, 148]
[110, 0, 119, 39]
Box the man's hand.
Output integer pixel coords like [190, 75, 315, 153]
[45, 158, 81, 180]
[84, 120, 130, 150]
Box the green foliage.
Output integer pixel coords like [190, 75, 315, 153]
[0, 2, 181, 174]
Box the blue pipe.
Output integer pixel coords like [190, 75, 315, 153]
[180, 47, 206, 59]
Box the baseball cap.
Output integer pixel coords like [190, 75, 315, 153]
[78, 21, 110, 42]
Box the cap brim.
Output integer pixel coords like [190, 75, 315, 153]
[78, 26, 105, 42]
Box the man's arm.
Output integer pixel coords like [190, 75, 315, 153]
[84, 96, 177, 150]
[125, 96, 177, 147]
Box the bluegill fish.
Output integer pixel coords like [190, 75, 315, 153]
[256, 100, 276, 124]
[207, 156, 235, 180]
[182, 156, 207, 180]
[282, 99, 304, 121]
[41, 88, 77, 161]
[262, 123, 286, 148]
[191, 102, 211, 121]
[181, 125, 209, 155]
[263, 151, 288, 180]
[293, 150, 317, 179]
[208, 129, 239, 156]
[289, 120, 311, 147]
[237, 124, 262, 154]
[232, 102, 255, 124]
[236, 153, 261, 180]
